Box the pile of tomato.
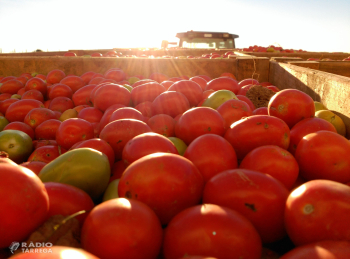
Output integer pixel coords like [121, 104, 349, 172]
[0, 68, 350, 259]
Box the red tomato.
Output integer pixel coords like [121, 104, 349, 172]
[197, 75, 211, 82]
[24, 77, 47, 96]
[122, 132, 178, 165]
[73, 104, 90, 113]
[160, 80, 175, 90]
[78, 107, 104, 123]
[151, 91, 190, 118]
[91, 53, 102, 57]
[131, 82, 166, 106]
[104, 69, 126, 82]
[27, 145, 66, 163]
[238, 78, 259, 88]
[56, 118, 94, 150]
[134, 101, 153, 118]
[260, 82, 272, 87]
[201, 89, 215, 100]
[44, 99, 51, 108]
[89, 76, 105, 85]
[48, 96, 74, 113]
[252, 107, 268, 115]
[3, 122, 35, 140]
[0, 163, 49, 248]
[149, 72, 169, 83]
[93, 83, 131, 112]
[118, 152, 204, 225]
[168, 80, 203, 107]
[34, 119, 61, 140]
[80, 71, 96, 84]
[175, 107, 226, 145]
[168, 77, 182, 82]
[16, 76, 29, 86]
[5, 99, 44, 122]
[0, 76, 17, 83]
[285, 179, 350, 246]
[0, 98, 19, 115]
[17, 87, 26, 96]
[267, 85, 280, 92]
[203, 169, 289, 243]
[205, 77, 240, 94]
[81, 198, 163, 259]
[23, 107, 57, 129]
[35, 74, 46, 81]
[64, 51, 77, 57]
[109, 107, 145, 123]
[147, 114, 176, 137]
[97, 104, 126, 134]
[236, 95, 256, 111]
[72, 84, 96, 106]
[239, 145, 299, 190]
[132, 79, 156, 88]
[224, 115, 290, 160]
[189, 76, 207, 91]
[60, 75, 86, 93]
[10, 246, 99, 259]
[44, 182, 95, 225]
[279, 240, 350, 259]
[21, 89, 44, 102]
[89, 83, 104, 105]
[109, 160, 127, 182]
[288, 117, 337, 155]
[20, 160, 47, 175]
[0, 93, 12, 101]
[237, 84, 255, 96]
[268, 89, 315, 128]
[217, 99, 252, 128]
[162, 203, 262, 259]
[32, 139, 58, 149]
[70, 138, 115, 169]
[295, 131, 350, 183]
[0, 79, 24, 94]
[46, 69, 66, 85]
[184, 134, 237, 182]
[99, 78, 118, 85]
[48, 83, 73, 100]
[99, 119, 152, 160]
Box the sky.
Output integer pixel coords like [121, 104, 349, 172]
[0, 0, 349, 53]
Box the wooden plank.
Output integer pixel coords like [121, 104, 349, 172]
[318, 61, 350, 78]
[234, 57, 270, 82]
[0, 51, 67, 57]
[0, 56, 237, 80]
[232, 52, 256, 57]
[269, 61, 350, 139]
[271, 57, 304, 63]
[240, 51, 350, 60]
[288, 61, 320, 70]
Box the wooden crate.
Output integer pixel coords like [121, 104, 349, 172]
[0, 56, 269, 82]
[0, 56, 349, 138]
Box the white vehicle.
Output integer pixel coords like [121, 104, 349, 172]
[162, 30, 239, 49]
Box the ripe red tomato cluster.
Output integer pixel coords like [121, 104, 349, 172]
[0, 69, 350, 259]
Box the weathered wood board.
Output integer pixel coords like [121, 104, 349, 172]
[0, 57, 237, 79]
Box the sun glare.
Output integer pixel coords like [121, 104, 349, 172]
[116, 198, 132, 209]
[290, 184, 307, 198]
